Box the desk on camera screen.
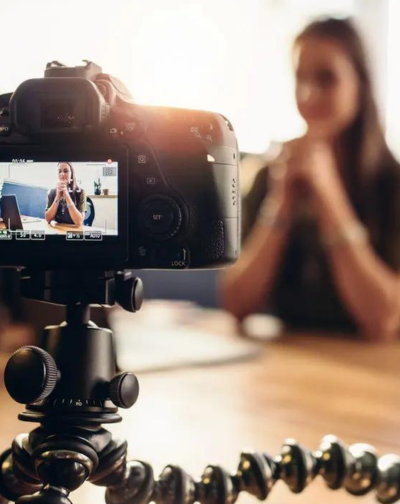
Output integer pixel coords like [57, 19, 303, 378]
[0, 216, 117, 237]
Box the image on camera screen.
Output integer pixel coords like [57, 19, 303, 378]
[0, 160, 118, 242]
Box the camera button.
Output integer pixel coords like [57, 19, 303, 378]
[144, 176, 158, 187]
[0, 124, 11, 136]
[109, 127, 120, 139]
[143, 202, 174, 234]
[136, 154, 148, 165]
[171, 247, 188, 268]
[157, 246, 189, 268]
[139, 195, 182, 238]
[123, 119, 143, 137]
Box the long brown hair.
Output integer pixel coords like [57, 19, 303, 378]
[295, 17, 399, 212]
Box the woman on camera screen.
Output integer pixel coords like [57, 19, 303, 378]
[45, 162, 87, 226]
[221, 17, 400, 342]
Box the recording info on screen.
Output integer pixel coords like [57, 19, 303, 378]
[0, 160, 118, 242]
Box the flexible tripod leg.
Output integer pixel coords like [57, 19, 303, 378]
[97, 436, 400, 504]
[0, 439, 41, 502]
[2, 431, 400, 504]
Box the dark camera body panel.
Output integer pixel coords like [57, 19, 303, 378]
[0, 62, 240, 270]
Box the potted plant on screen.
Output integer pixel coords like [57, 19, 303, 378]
[94, 178, 102, 196]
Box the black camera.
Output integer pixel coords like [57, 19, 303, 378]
[0, 61, 240, 270]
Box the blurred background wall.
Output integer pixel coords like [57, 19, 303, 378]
[0, 0, 398, 308]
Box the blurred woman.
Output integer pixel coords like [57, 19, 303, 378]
[45, 161, 86, 226]
[221, 17, 400, 341]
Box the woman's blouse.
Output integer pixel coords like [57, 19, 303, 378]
[241, 165, 400, 331]
[46, 188, 87, 225]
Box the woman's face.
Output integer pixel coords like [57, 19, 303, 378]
[58, 163, 71, 183]
[294, 36, 360, 140]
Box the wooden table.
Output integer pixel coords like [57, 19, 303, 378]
[0, 217, 116, 235]
[1, 306, 400, 504]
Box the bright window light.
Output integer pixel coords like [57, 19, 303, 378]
[0, 0, 355, 153]
[386, 0, 400, 161]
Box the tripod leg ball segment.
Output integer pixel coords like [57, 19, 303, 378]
[1, 271, 400, 504]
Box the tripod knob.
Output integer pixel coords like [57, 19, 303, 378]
[109, 372, 140, 408]
[5, 346, 59, 404]
[115, 272, 143, 313]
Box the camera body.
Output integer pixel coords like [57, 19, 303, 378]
[0, 61, 240, 270]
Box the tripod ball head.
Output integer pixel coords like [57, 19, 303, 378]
[4, 346, 59, 404]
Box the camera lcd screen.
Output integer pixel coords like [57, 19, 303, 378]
[0, 159, 118, 242]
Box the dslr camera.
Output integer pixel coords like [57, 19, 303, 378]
[0, 61, 240, 270]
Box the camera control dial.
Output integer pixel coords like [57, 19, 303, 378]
[4, 346, 59, 404]
[138, 194, 182, 239]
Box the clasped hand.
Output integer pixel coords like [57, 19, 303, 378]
[56, 182, 70, 201]
[268, 136, 345, 207]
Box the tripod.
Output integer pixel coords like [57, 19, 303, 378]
[0, 270, 400, 504]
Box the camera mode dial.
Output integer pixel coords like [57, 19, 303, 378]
[5, 346, 59, 404]
[138, 194, 183, 240]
